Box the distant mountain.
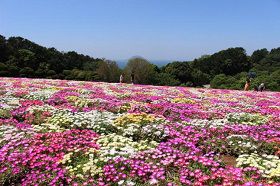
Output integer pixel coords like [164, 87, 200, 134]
[116, 59, 171, 69]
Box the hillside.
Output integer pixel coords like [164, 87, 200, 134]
[0, 77, 280, 185]
[1, 35, 280, 90]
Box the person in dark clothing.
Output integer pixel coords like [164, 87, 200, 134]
[131, 72, 135, 84]
[254, 85, 259, 91]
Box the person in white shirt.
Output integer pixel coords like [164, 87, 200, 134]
[120, 74, 124, 83]
[258, 83, 265, 92]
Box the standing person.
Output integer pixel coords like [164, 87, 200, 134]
[131, 72, 135, 84]
[244, 78, 251, 91]
[258, 83, 265, 92]
[119, 73, 124, 83]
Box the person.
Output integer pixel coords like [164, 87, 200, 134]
[244, 78, 251, 91]
[254, 85, 259, 91]
[131, 72, 135, 84]
[258, 83, 265, 92]
[119, 73, 124, 83]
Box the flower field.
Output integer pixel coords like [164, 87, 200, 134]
[0, 77, 280, 186]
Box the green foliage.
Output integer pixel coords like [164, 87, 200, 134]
[96, 60, 121, 82]
[251, 48, 269, 63]
[0, 35, 9, 62]
[0, 63, 7, 71]
[7, 65, 19, 76]
[0, 71, 10, 77]
[63, 70, 71, 76]
[191, 69, 210, 86]
[124, 57, 157, 84]
[47, 70, 56, 76]
[163, 62, 192, 83]
[0, 35, 106, 81]
[210, 74, 239, 89]
[251, 74, 280, 91]
[154, 73, 180, 86]
[209, 47, 280, 91]
[0, 34, 279, 90]
[192, 47, 251, 77]
[19, 67, 34, 77]
[252, 48, 280, 73]
[35, 68, 46, 77]
[211, 70, 280, 91]
[271, 70, 280, 85]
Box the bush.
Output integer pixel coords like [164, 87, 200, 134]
[210, 74, 238, 89]
[154, 73, 180, 86]
[19, 67, 34, 77]
[47, 70, 56, 76]
[0, 62, 7, 71]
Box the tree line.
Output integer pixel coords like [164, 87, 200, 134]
[0, 35, 279, 91]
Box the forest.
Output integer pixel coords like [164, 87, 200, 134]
[0, 35, 279, 91]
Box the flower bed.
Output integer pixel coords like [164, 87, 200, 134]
[0, 77, 280, 185]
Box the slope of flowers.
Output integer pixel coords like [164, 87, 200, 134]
[0, 77, 280, 186]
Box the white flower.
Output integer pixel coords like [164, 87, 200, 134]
[154, 131, 161, 136]
[118, 180, 125, 185]
[127, 181, 136, 186]
[149, 178, 158, 185]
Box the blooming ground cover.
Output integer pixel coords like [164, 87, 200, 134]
[0, 77, 280, 186]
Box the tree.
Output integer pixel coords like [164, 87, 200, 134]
[210, 74, 238, 89]
[0, 35, 9, 62]
[1, 34, 280, 90]
[17, 49, 36, 68]
[96, 60, 121, 82]
[35, 68, 45, 78]
[163, 62, 192, 83]
[19, 67, 34, 77]
[192, 47, 251, 76]
[154, 73, 180, 86]
[0, 35, 102, 80]
[47, 70, 56, 76]
[251, 74, 280, 91]
[251, 48, 269, 64]
[83, 61, 99, 71]
[0, 62, 7, 71]
[210, 74, 227, 88]
[0, 62, 9, 77]
[107, 60, 122, 82]
[191, 70, 210, 86]
[271, 70, 280, 86]
[124, 57, 157, 84]
[7, 65, 19, 77]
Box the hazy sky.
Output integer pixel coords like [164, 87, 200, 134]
[1, 0, 280, 61]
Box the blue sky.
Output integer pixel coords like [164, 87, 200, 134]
[1, 0, 280, 61]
